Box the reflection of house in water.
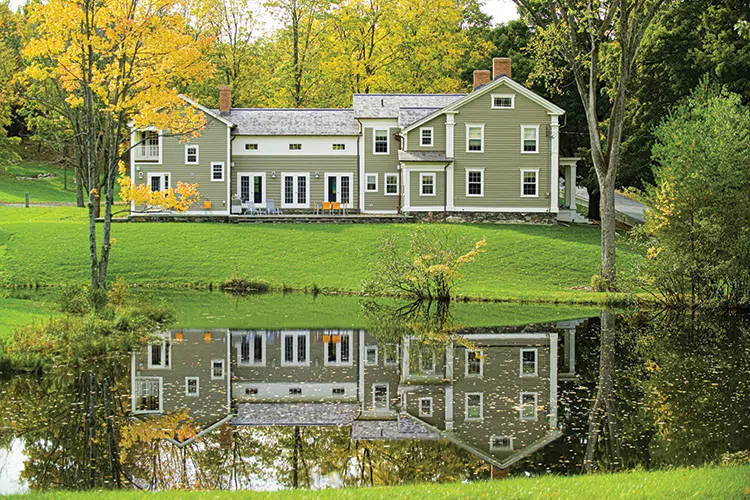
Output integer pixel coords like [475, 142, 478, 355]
[131, 322, 581, 469]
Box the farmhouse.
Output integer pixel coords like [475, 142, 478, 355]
[130, 58, 584, 223]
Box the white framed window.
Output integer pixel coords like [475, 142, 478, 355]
[245, 143, 258, 151]
[520, 348, 538, 377]
[365, 174, 378, 192]
[418, 345, 436, 373]
[491, 94, 515, 109]
[521, 125, 539, 153]
[147, 172, 170, 192]
[373, 384, 389, 410]
[384, 173, 399, 196]
[420, 127, 433, 147]
[420, 173, 436, 196]
[466, 124, 484, 152]
[465, 168, 484, 197]
[184, 145, 199, 164]
[289, 143, 302, 151]
[185, 377, 200, 397]
[520, 392, 538, 420]
[281, 331, 310, 366]
[133, 376, 162, 414]
[147, 335, 171, 369]
[134, 130, 161, 162]
[384, 344, 398, 366]
[365, 345, 378, 366]
[281, 173, 309, 208]
[490, 435, 513, 451]
[332, 143, 346, 151]
[466, 350, 483, 377]
[419, 397, 433, 417]
[211, 162, 225, 182]
[374, 128, 389, 154]
[211, 359, 225, 380]
[238, 332, 266, 366]
[465, 392, 483, 421]
[521, 169, 539, 197]
[324, 330, 353, 366]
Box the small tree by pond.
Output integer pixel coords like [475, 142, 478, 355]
[364, 225, 486, 302]
[633, 82, 750, 309]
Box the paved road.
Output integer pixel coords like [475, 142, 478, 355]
[576, 187, 648, 224]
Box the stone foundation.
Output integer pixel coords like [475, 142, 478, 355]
[409, 211, 556, 224]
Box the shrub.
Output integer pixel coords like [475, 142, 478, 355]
[219, 275, 271, 295]
[590, 274, 610, 292]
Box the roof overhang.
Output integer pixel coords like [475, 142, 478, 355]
[178, 94, 235, 128]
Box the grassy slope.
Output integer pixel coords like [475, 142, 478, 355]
[10, 466, 750, 499]
[0, 162, 77, 204]
[0, 207, 639, 303]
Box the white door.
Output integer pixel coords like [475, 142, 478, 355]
[325, 173, 354, 208]
[238, 173, 265, 207]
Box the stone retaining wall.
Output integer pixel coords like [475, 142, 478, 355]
[409, 211, 557, 224]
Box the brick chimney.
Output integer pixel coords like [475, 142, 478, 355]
[492, 57, 512, 80]
[219, 85, 231, 114]
[473, 70, 491, 90]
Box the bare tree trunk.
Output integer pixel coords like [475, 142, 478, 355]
[599, 181, 617, 286]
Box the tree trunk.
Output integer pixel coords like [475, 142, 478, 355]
[599, 182, 617, 287]
[588, 190, 601, 221]
[76, 167, 85, 207]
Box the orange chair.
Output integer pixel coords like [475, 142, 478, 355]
[332, 201, 341, 215]
[322, 201, 332, 214]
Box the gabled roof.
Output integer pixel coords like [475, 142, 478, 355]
[353, 94, 465, 119]
[401, 77, 565, 134]
[178, 94, 235, 127]
[232, 403, 358, 425]
[218, 108, 360, 136]
[399, 107, 442, 127]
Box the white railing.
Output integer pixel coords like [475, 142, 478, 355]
[133, 143, 159, 162]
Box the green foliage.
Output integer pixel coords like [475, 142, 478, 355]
[590, 274, 610, 293]
[633, 82, 750, 308]
[220, 275, 272, 295]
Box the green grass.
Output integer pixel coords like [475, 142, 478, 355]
[0, 161, 78, 204]
[0, 206, 639, 303]
[0, 295, 59, 341]
[9, 466, 750, 499]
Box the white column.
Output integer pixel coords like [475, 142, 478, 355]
[549, 332, 558, 430]
[359, 330, 365, 411]
[446, 164, 455, 211]
[569, 164, 577, 209]
[549, 115, 560, 213]
[445, 344, 454, 430]
[445, 112, 456, 158]
[358, 125, 365, 211]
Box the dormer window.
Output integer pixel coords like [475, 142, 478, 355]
[491, 94, 515, 109]
[420, 127, 433, 147]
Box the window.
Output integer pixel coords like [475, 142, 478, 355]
[466, 168, 484, 197]
[521, 126, 539, 153]
[245, 143, 258, 151]
[148, 337, 171, 369]
[324, 330, 352, 366]
[282, 332, 309, 366]
[373, 384, 389, 409]
[147, 173, 170, 192]
[384, 344, 398, 366]
[374, 129, 389, 154]
[418, 345, 435, 373]
[521, 169, 538, 197]
[365, 174, 378, 192]
[520, 392, 538, 420]
[289, 387, 302, 395]
[520, 348, 538, 377]
[420, 173, 436, 196]
[419, 397, 433, 417]
[332, 144, 346, 151]
[282, 173, 309, 208]
[491, 94, 515, 109]
[465, 392, 483, 420]
[466, 125, 484, 152]
[185, 145, 199, 164]
[245, 387, 258, 395]
[466, 350, 483, 377]
[134, 377, 162, 413]
[332, 387, 346, 395]
[420, 127, 433, 147]
[385, 173, 399, 196]
[239, 173, 264, 205]
[238, 332, 265, 366]
[289, 143, 302, 151]
[211, 162, 225, 182]
[211, 359, 225, 380]
[185, 377, 200, 397]
[490, 436, 513, 451]
[325, 173, 353, 206]
[365, 346, 378, 365]
[135, 130, 160, 161]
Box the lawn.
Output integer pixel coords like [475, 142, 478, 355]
[0, 161, 78, 204]
[0, 206, 640, 303]
[9, 465, 749, 499]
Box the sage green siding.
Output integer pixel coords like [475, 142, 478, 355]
[232, 156, 358, 208]
[408, 170, 445, 208]
[362, 127, 401, 212]
[135, 116, 229, 211]
[405, 114, 446, 152]
[452, 83, 551, 210]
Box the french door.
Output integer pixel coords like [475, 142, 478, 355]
[147, 172, 169, 192]
[238, 173, 265, 206]
[325, 173, 353, 208]
[281, 173, 309, 208]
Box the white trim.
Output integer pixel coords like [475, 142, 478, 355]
[365, 345, 378, 366]
[226, 126, 232, 215]
[147, 335, 171, 369]
[211, 359, 225, 380]
[146, 172, 170, 192]
[324, 172, 355, 208]
[280, 172, 310, 208]
[465, 124, 484, 153]
[445, 112, 456, 159]
[520, 392, 538, 420]
[237, 172, 266, 207]
[419, 127, 434, 147]
[236, 331, 267, 366]
[211, 161, 225, 182]
[185, 376, 200, 397]
[489, 435, 514, 451]
[520, 348, 538, 377]
[465, 392, 483, 421]
[372, 383, 389, 410]
[323, 330, 354, 366]
[132, 376, 163, 414]
[359, 331, 365, 411]
[549, 333, 559, 430]
[281, 331, 311, 367]
[463, 333, 550, 340]
[401, 206, 551, 213]
[185, 144, 199, 165]
[365, 173, 378, 193]
[361, 209, 399, 214]
[178, 94, 235, 127]
[373, 128, 389, 155]
[359, 124, 365, 211]
[465, 349, 484, 377]
[491, 93, 515, 109]
[465, 168, 484, 197]
[419, 172, 436, 197]
[419, 397, 434, 417]
[446, 163, 455, 210]
[550, 116, 560, 213]
[521, 125, 540, 154]
[521, 169, 540, 198]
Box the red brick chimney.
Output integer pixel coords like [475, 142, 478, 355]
[473, 70, 491, 90]
[219, 86, 231, 114]
[492, 57, 512, 80]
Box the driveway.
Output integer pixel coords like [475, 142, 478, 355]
[576, 187, 648, 224]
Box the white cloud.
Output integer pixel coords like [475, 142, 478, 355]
[481, 0, 520, 25]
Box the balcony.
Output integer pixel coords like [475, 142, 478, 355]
[133, 143, 160, 162]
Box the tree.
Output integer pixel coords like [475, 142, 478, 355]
[0, 2, 21, 169]
[20, 0, 214, 289]
[514, 0, 671, 289]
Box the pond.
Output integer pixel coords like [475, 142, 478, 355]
[0, 292, 748, 492]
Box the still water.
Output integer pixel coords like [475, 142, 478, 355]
[1, 294, 748, 493]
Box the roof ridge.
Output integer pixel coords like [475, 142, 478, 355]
[225, 108, 354, 112]
[353, 93, 466, 97]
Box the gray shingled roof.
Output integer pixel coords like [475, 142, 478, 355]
[398, 151, 452, 162]
[215, 108, 360, 136]
[399, 107, 441, 127]
[351, 418, 440, 440]
[353, 94, 464, 119]
[232, 403, 357, 426]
